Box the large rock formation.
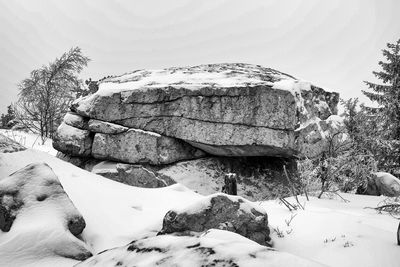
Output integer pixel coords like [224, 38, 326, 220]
[0, 163, 92, 261]
[53, 63, 340, 198]
[69, 63, 339, 158]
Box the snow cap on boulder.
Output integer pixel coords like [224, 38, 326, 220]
[159, 193, 271, 246]
[0, 163, 92, 261]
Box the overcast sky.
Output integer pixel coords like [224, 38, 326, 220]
[0, 0, 399, 114]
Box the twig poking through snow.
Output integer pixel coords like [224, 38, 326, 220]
[283, 165, 304, 210]
[285, 213, 297, 227]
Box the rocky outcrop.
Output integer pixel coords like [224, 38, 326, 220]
[53, 63, 340, 194]
[0, 163, 92, 260]
[0, 133, 26, 153]
[69, 63, 339, 158]
[159, 194, 271, 246]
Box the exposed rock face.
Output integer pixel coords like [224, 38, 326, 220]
[88, 119, 129, 134]
[77, 229, 324, 267]
[70, 63, 339, 158]
[91, 161, 176, 188]
[0, 163, 92, 260]
[53, 63, 340, 192]
[64, 112, 89, 130]
[0, 133, 26, 153]
[159, 194, 271, 246]
[53, 123, 93, 157]
[91, 129, 205, 165]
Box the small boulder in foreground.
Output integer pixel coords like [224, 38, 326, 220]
[0, 163, 92, 262]
[159, 193, 271, 246]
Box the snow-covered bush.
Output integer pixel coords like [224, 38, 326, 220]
[298, 130, 377, 197]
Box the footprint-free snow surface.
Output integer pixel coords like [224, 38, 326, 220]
[0, 148, 399, 266]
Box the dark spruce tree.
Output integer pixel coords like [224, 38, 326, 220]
[362, 38, 400, 173]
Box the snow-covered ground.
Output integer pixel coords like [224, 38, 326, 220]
[0, 142, 399, 266]
[262, 195, 400, 267]
[0, 129, 58, 155]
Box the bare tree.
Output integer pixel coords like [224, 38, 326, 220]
[15, 47, 90, 144]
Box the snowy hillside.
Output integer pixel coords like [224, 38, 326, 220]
[1, 148, 399, 266]
[0, 129, 57, 155]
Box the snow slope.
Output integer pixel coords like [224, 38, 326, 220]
[262, 194, 400, 267]
[77, 229, 324, 267]
[0, 129, 57, 155]
[1, 149, 399, 266]
[0, 149, 203, 266]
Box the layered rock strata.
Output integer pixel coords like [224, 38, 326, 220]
[53, 63, 340, 198]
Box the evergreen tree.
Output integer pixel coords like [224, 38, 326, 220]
[362, 38, 400, 173]
[1, 104, 16, 128]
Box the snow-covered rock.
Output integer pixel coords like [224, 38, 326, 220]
[53, 123, 93, 157]
[52, 63, 340, 193]
[64, 112, 89, 130]
[358, 172, 400, 197]
[91, 128, 205, 165]
[374, 172, 400, 196]
[159, 193, 272, 246]
[76, 229, 324, 267]
[0, 163, 92, 265]
[295, 115, 346, 158]
[0, 133, 26, 153]
[70, 63, 339, 158]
